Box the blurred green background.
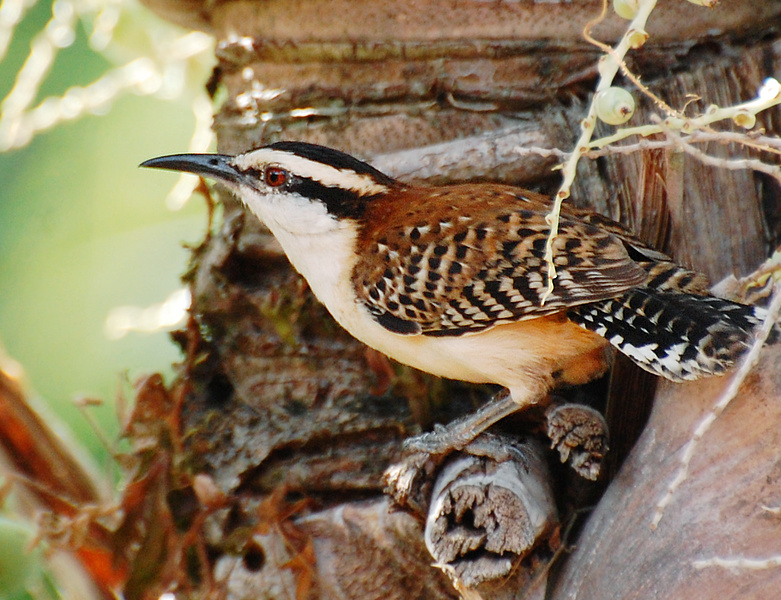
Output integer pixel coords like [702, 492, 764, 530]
[0, 0, 212, 468]
[0, 1, 214, 595]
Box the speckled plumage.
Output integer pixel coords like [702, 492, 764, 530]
[349, 181, 767, 381]
[354, 185, 651, 335]
[142, 142, 771, 390]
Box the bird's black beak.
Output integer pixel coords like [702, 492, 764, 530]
[140, 153, 242, 186]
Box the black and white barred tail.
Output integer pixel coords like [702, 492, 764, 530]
[568, 288, 771, 381]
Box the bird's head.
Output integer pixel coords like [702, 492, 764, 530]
[141, 141, 398, 235]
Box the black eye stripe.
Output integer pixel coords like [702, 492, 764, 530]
[236, 160, 382, 220]
[289, 176, 375, 220]
[241, 166, 264, 180]
[238, 166, 290, 190]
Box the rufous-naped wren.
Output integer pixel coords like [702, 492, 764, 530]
[143, 142, 770, 443]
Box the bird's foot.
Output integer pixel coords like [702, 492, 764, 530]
[383, 447, 438, 515]
[385, 390, 521, 513]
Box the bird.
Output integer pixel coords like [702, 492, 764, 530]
[141, 141, 771, 453]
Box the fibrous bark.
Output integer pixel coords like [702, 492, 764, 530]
[132, 1, 781, 598]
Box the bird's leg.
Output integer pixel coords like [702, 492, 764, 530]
[402, 388, 521, 455]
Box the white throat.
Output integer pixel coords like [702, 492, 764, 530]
[237, 184, 361, 325]
[239, 184, 341, 236]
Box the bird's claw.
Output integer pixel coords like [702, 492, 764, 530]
[386, 425, 469, 514]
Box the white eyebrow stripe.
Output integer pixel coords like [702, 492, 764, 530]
[233, 148, 390, 196]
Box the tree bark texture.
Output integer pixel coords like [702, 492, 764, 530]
[135, 1, 781, 598]
[551, 342, 781, 600]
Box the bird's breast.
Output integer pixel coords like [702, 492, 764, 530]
[265, 218, 611, 398]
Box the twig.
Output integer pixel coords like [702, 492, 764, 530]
[0, 0, 37, 62]
[662, 126, 781, 186]
[541, 0, 659, 303]
[648, 117, 781, 185]
[684, 129, 781, 156]
[0, 8, 213, 151]
[589, 78, 781, 152]
[514, 146, 570, 160]
[584, 130, 781, 159]
[693, 556, 781, 571]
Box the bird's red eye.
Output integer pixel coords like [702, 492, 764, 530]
[265, 166, 287, 187]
